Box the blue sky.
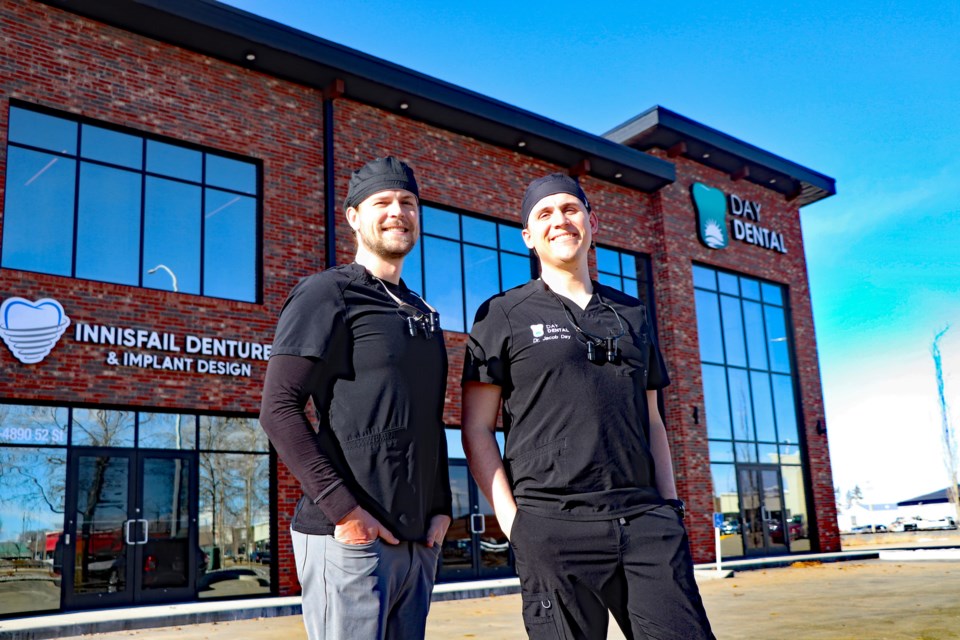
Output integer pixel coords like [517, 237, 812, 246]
[220, 0, 960, 504]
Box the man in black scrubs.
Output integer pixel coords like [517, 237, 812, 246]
[260, 157, 451, 640]
[462, 173, 714, 639]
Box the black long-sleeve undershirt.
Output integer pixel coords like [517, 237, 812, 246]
[259, 354, 359, 525]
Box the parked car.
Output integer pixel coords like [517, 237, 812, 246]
[850, 524, 888, 533]
[891, 516, 957, 532]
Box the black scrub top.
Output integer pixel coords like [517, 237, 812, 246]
[463, 279, 669, 520]
[270, 263, 450, 540]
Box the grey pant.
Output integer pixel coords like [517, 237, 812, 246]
[291, 529, 441, 640]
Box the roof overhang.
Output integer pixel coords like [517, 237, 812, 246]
[604, 106, 835, 207]
[35, 0, 675, 193]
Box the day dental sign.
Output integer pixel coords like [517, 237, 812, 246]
[691, 182, 787, 254]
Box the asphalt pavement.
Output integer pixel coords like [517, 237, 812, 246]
[31, 554, 960, 640]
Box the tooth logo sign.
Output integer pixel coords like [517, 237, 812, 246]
[0, 297, 71, 364]
[691, 183, 729, 250]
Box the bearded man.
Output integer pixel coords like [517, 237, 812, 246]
[260, 157, 451, 640]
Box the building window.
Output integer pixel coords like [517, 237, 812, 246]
[0, 404, 271, 616]
[402, 207, 654, 335]
[404, 206, 533, 333]
[1, 104, 260, 303]
[693, 264, 809, 555]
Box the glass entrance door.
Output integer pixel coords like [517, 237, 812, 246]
[439, 461, 513, 582]
[738, 465, 788, 556]
[63, 449, 198, 609]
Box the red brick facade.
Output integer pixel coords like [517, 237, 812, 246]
[0, 0, 838, 604]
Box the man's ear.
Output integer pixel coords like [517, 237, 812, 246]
[588, 210, 600, 235]
[345, 206, 360, 231]
[521, 227, 535, 250]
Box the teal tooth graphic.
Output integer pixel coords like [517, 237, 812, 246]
[691, 183, 729, 250]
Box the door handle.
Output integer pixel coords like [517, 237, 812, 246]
[124, 519, 135, 545]
[137, 519, 149, 545]
[761, 506, 769, 522]
[470, 513, 486, 535]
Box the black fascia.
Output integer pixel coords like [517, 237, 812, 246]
[604, 106, 836, 207]
[35, 0, 675, 193]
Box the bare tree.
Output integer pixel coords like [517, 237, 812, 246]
[932, 326, 960, 522]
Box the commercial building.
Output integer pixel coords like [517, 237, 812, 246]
[0, 0, 839, 618]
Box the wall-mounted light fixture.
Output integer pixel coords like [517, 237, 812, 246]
[816, 419, 827, 435]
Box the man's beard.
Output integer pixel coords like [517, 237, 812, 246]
[358, 227, 415, 260]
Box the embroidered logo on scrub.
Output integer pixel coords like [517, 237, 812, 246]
[530, 323, 571, 345]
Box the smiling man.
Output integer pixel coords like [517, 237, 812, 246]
[461, 173, 714, 639]
[260, 157, 451, 640]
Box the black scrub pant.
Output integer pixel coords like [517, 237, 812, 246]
[509, 505, 714, 640]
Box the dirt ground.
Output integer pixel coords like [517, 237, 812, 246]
[73, 559, 960, 640]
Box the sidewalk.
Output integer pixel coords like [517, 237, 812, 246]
[5, 549, 960, 639]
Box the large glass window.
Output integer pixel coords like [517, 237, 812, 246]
[0, 405, 68, 616]
[403, 206, 654, 335]
[0, 404, 272, 615]
[405, 206, 533, 333]
[2, 104, 260, 302]
[197, 417, 270, 598]
[694, 265, 809, 555]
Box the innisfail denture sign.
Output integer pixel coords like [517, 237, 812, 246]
[691, 182, 787, 254]
[0, 294, 270, 377]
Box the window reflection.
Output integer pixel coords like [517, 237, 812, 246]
[694, 290, 724, 363]
[147, 140, 201, 182]
[464, 245, 499, 330]
[742, 301, 769, 370]
[772, 374, 799, 444]
[423, 206, 460, 240]
[499, 253, 530, 292]
[206, 154, 256, 194]
[0, 404, 68, 446]
[692, 265, 716, 290]
[424, 236, 464, 332]
[765, 306, 791, 373]
[3, 105, 259, 302]
[720, 295, 746, 367]
[81, 125, 142, 169]
[139, 413, 197, 450]
[461, 216, 496, 246]
[199, 416, 268, 453]
[711, 463, 743, 557]
[702, 364, 731, 440]
[1, 147, 76, 275]
[0, 446, 67, 615]
[197, 452, 270, 598]
[76, 163, 142, 286]
[204, 190, 257, 302]
[9, 106, 77, 154]
[71, 409, 136, 448]
[781, 466, 810, 551]
[143, 178, 202, 294]
[750, 372, 777, 442]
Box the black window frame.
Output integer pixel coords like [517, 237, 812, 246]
[1, 100, 263, 304]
